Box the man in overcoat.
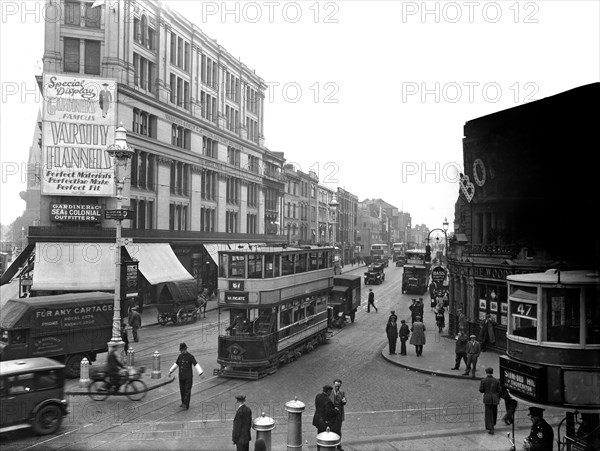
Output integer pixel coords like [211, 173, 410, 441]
[313, 385, 337, 434]
[232, 394, 252, 451]
[386, 318, 399, 354]
[524, 407, 554, 450]
[463, 334, 481, 378]
[330, 379, 347, 450]
[399, 320, 410, 355]
[451, 330, 469, 370]
[479, 367, 502, 434]
[409, 316, 426, 356]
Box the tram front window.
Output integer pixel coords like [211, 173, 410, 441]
[229, 255, 246, 278]
[543, 288, 580, 343]
[510, 300, 537, 340]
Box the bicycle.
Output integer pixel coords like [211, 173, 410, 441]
[88, 366, 147, 401]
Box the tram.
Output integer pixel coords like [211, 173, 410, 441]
[213, 245, 336, 379]
[402, 249, 430, 294]
[500, 269, 600, 450]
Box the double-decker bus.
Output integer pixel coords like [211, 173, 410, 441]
[392, 242, 406, 265]
[214, 245, 335, 379]
[370, 243, 390, 267]
[402, 249, 430, 293]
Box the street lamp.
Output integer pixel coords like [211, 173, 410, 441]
[426, 217, 449, 264]
[329, 193, 339, 246]
[105, 123, 134, 351]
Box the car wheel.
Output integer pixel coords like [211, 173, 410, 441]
[64, 354, 85, 378]
[33, 404, 62, 435]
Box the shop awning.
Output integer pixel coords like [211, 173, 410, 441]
[30, 242, 193, 291]
[125, 243, 193, 285]
[31, 243, 115, 291]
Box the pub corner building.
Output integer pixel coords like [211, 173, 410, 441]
[444, 82, 600, 450]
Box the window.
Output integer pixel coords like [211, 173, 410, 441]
[246, 86, 258, 114]
[543, 288, 580, 344]
[227, 146, 240, 167]
[247, 213, 257, 234]
[282, 254, 295, 276]
[64, 38, 80, 72]
[203, 137, 218, 158]
[247, 183, 258, 207]
[7, 373, 35, 394]
[132, 109, 157, 139]
[248, 155, 260, 173]
[169, 203, 188, 231]
[84, 40, 100, 75]
[36, 370, 59, 390]
[229, 255, 245, 278]
[171, 125, 190, 150]
[226, 177, 240, 204]
[510, 294, 537, 340]
[201, 170, 217, 201]
[131, 198, 154, 229]
[170, 161, 189, 196]
[280, 304, 293, 328]
[170, 32, 176, 64]
[130, 149, 155, 190]
[65, 0, 80, 25]
[200, 91, 217, 122]
[134, 53, 155, 92]
[226, 210, 238, 233]
[200, 206, 215, 232]
[248, 254, 262, 279]
[85, 3, 101, 28]
[586, 287, 600, 344]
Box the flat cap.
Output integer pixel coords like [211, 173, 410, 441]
[235, 394, 246, 401]
[528, 407, 545, 417]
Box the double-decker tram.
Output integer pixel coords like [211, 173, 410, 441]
[401, 249, 430, 294]
[500, 269, 600, 450]
[214, 245, 335, 379]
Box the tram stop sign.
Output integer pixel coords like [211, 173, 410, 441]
[431, 266, 447, 285]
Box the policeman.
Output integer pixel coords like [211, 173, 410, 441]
[523, 407, 554, 451]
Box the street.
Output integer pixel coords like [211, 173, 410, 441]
[1, 265, 522, 450]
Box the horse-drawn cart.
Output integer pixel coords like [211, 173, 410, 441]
[155, 279, 202, 326]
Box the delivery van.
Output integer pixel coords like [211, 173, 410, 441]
[0, 292, 114, 377]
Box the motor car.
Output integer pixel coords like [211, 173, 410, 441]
[364, 263, 385, 285]
[0, 357, 69, 435]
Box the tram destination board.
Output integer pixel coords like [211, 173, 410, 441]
[105, 209, 133, 220]
[499, 355, 545, 402]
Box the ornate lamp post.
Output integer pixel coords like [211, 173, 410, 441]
[329, 194, 339, 246]
[426, 217, 449, 264]
[105, 123, 134, 351]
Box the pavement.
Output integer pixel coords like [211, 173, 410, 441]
[81, 264, 556, 450]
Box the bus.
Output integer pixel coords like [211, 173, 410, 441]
[392, 242, 406, 265]
[401, 249, 430, 294]
[370, 243, 390, 267]
[214, 245, 335, 379]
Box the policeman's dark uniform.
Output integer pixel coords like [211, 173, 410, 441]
[525, 407, 554, 451]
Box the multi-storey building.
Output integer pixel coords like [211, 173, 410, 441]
[10, 0, 286, 303]
[356, 204, 380, 259]
[282, 164, 312, 244]
[334, 188, 359, 263]
[448, 82, 599, 349]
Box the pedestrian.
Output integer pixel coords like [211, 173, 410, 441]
[429, 282, 436, 311]
[463, 334, 481, 378]
[500, 386, 518, 426]
[128, 307, 142, 342]
[479, 367, 502, 434]
[399, 319, 410, 355]
[367, 289, 378, 312]
[451, 330, 469, 370]
[386, 317, 399, 354]
[478, 314, 496, 351]
[330, 379, 347, 451]
[409, 299, 418, 324]
[312, 385, 337, 434]
[232, 394, 252, 451]
[168, 342, 203, 409]
[409, 316, 426, 356]
[120, 320, 129, 355]
[523, 407, 554, 451]
[435, 304, 445, 333]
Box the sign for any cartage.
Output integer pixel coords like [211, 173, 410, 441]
[42, 73, 116, 196]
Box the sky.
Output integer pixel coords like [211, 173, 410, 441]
[1, 0, 599, 231]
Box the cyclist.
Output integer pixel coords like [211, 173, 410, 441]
[106, 345, 125, 391]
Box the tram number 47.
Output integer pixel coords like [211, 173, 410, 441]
[516, 303, 533, 317]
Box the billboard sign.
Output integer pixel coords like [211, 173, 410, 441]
[42, 73, 116, 196]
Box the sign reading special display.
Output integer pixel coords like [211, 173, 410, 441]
[42, 74, 116, 196]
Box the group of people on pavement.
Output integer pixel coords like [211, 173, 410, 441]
[312, 379, 347, 451]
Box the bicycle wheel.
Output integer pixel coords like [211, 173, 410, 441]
[125, 380, 147, 401]
[88, 380, 109, 401]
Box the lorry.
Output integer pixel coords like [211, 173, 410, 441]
[330, 274, 362, 324]
[0, 292, 114, 378]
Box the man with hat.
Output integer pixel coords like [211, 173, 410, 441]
[387, 310, 398, 323]
[479, 367, 501, 434]
[367, 289, 378, 312]
[524, 407, 554, 450]
[312, 385, 337, 434]
[399, 319, 410, 355]
[462, 334, 481, 378]
[128, 306, 142, 342]
[168, 343, 203, 409]
[232, 394, 252, 451]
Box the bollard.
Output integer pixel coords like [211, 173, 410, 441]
[151, 350, 161, 379]
[285, 397, 306, 450]
[79, 357, 90, 388]
[316, 427, 340, 451]
[252, 412, 275, 451]
[127, 347, 135, 368]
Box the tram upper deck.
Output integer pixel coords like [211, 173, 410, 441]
[217, 245, 335, 307]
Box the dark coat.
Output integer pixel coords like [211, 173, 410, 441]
[479, 375, 502, 405]
[399, 323, 410, 340]
[466, 339, 481, 357]
[478, 318, 496, 344]
[455, 332, 468, 353]
[232, 404, 252, 444]
[386, 321, 399, 339]
[312, 392, 337, 432]
[526, 418, 554, 450]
